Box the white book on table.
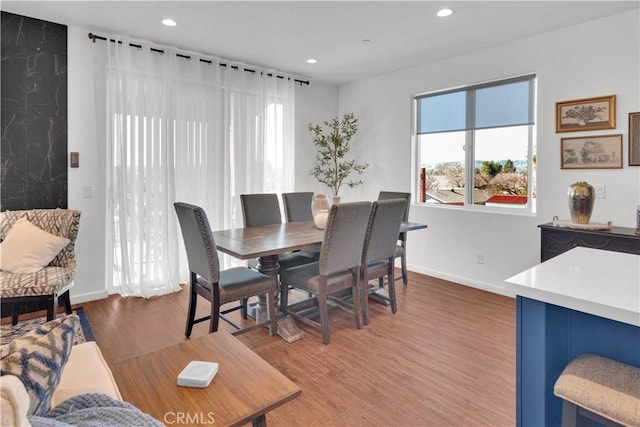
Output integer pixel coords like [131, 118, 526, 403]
[177, 361, 219, 388]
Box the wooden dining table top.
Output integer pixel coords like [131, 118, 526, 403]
[213, 220, 427, 260]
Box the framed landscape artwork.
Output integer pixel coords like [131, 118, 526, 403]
[561, 134, 623, 169]
[556, 95, 616, 133]
[630, 112, 640, 166]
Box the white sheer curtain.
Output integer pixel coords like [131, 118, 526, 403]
[104, 38, 295, 297]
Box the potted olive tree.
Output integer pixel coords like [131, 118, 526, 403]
[308, 112, 369, 203]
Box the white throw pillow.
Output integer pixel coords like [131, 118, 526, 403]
[0, 218, 70, 273]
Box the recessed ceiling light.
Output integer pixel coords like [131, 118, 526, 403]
[306, 58, 317, 64]
[436, 8, 453, 17]
[162, 18, 177, 27]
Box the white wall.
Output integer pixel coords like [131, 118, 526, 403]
[294, 82, 339, 192]
[330, 10, 640, 294]
[67, 26, 108, 304]
[67, 10, 639, 302]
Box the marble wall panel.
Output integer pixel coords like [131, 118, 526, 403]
[0, 49, 27, 114]
[26, 114, 68, 181]
[1, 182, 27, 211]
[1, 112, 27, 181]
[1, 11, 67, 211]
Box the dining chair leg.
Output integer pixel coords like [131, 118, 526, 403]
[267, 290, 277, 336]
[353, 277, 362, 330]
[209, 287, 221, 334]
[318, 287, 330, 345]
[241, 297, 249, 319]
[388, 265, 398, 314]
[362, 272, 371, 326]
[185, 277, 198, 338]
[252, 414, 267, 427]
[209, 301, 220, 333]
[401, 248, 408, 285]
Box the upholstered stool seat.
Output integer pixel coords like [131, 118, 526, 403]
[554, 354, 640, 427]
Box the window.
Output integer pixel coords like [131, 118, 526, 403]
[415, 75, 536, 211]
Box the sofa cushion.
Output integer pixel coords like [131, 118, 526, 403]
[0, 374, 31, 427]
[0, 315, 78, 416]
[51, 341, 122, 407]
[0, 209, 80, 271]
[0, 218, 70, 274]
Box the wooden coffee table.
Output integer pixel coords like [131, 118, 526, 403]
[110, 332, 301, 426]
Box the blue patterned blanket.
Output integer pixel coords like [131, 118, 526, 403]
[27, 393, 163, 426]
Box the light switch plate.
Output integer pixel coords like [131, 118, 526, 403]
[82, 185, 94, 199]
[70, 152, 79, 168]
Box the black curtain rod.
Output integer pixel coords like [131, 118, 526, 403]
[88, 32, 310, 86]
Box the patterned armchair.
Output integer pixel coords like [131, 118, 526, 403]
[0, 209, 81, 325]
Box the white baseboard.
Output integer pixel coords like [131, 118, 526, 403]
[407, 264, 514, 298]
[70, 290, 109, 305]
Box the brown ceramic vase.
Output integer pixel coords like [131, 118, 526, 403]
[567, 181, 595, 224]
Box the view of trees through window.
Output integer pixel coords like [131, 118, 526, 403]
[416, 75, 536, 210]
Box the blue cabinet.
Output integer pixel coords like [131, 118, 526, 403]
[516, 296, 640, 426]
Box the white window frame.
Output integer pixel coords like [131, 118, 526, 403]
[412, 74, 537, 214]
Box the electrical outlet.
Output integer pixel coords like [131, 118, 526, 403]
[475, 251, 485, 264]
[595, 185, 606, 199]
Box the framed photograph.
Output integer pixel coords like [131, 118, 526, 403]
[561, 134, 623, 169]
[556, 95, 616, 133]
[629, 112, 640, 166]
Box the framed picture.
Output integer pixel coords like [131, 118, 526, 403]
[561, 134, 623, 169]
[629, 112, 640, 166]
[556, 95, 616, 133]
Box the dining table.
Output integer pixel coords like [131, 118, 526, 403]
[213, 219, 428, 343]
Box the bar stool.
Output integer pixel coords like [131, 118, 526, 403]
[554, 353, 640, 427]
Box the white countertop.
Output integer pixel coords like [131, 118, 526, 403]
[505, 247, 640, 327]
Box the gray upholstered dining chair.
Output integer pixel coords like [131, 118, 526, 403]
[240, 194, 312, 269]
[360, 199, 407, 325]
[174, 202, 277, 337]
[281, 192, 314, 222]
[240, 193, 282, 227]
[377, 191, 411, 285]
[240, 193, 316, 317]
[281, 192, 321, 261]
[240, 193, 315, 268]
[279, 201, 371, 345]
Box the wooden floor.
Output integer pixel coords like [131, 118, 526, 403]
[82, 271, 516, 426]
